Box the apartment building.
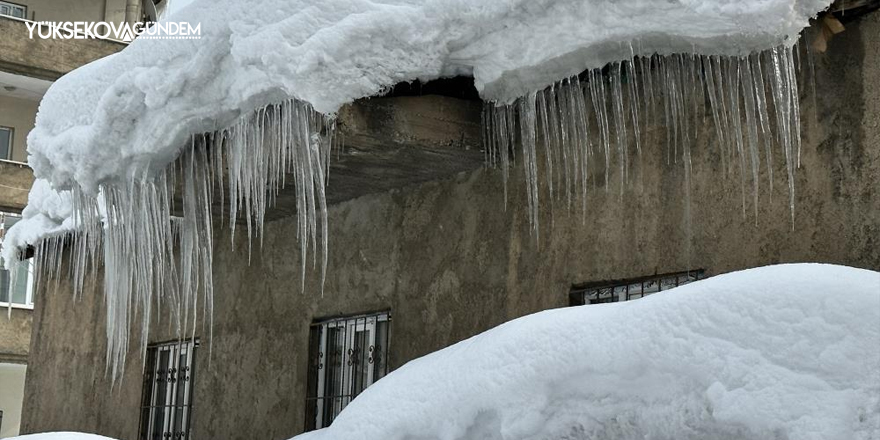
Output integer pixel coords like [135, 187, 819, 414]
[0, 1, 134, 436]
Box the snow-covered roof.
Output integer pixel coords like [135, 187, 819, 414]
[26, 0, 831, 194]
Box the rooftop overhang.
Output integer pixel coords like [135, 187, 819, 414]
[0, 16, 127, 82]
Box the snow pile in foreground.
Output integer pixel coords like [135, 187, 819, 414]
[296, 264, 880, 440]
[11, 434, 117, 440]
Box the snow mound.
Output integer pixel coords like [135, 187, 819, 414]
[11, 434, 118, 440]
[296, 264, 880, 440]
[28, 0, 831, 193]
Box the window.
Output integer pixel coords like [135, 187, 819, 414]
[305, 311, 390, 431]
[0, 212, 33, 309]
[0, 127, 12, 161]
[139, 339, 198, 440]
[0, 1, 26, 19]
[570, 270, 705, 306]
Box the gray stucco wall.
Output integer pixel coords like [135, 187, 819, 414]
[0, 308, 31, 364]
[20, 12, 880, 440]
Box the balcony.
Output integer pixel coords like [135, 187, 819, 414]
[0, 15, 127, 81]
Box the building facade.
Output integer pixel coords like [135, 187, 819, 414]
[12, 6, 880, 440]
[0, 1, 130, 436]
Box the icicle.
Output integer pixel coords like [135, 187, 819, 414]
[519, 93, 540, 236]
[481, 42, 806, 245]
[14, 97, 334, 381]
[610, 62, 629, 192]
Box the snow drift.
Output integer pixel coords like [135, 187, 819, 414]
[295, 264, 880, 440]
[10, 434, 117, 440]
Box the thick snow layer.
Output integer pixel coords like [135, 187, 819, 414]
[10, 434, 117, 440]
[4, 0, 834, 265]
[296, 264, 880, 440]
[28, 0, 831, 194]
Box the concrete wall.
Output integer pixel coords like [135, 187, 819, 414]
[0, 16, 128, 81]
[0, 161, 33, 212]
[20, 11, 880, 440]
[0, 95, 38, 162]
[9, 0, 134, 24]
[0, 363, 27, 438]
[0, 309, 31, 364]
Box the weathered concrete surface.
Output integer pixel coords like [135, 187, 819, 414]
[0, 308, 31, 364]
[0, 16, 127, 81]
[0, 160, 34, 212]
[20, 11, 880, 440]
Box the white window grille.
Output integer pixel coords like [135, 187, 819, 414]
[0, 2, 26, 19]
[139, 339, 198, 440]
[305, 311, 390, 430]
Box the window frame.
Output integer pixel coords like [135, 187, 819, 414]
[0, 1, 26, 19]
[138, 339, 199, 440]
[0, 126, 13, 161]
[570, 270, 706, 306]
[305, 311, 391, 431]
[0, 211, 34, 310]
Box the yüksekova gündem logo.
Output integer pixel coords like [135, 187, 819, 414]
[26, 21, 201, 41]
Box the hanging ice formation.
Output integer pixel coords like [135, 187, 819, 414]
[483, 44, 805, 235]
[27, 99, 335, 379]
[22, 41, 808, 379]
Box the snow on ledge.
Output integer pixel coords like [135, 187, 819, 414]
[296, 264, 880, 440]
[27, 0, 831, 194]
[10, 434, 118, 440]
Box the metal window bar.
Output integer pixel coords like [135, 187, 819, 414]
[570, 270, 705, 306]
[304, 311, 391, 431]
[138, 339, 199, 440]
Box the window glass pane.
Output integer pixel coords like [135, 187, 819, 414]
[0, 268, 9, 303]
[10, 261, 28, 304]
[350, 325, 370, 396]
[373, 320, 389, 381]
[0, 128, 11, 160]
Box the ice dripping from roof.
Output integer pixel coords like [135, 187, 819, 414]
[485, 45, 804, 235]
[1, 0, 834, 377]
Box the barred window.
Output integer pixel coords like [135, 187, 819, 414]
[570, 270, 705, 306]
[305, 311, 390, 431]
[139, 339, 198, 440]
